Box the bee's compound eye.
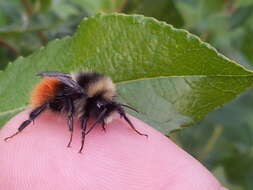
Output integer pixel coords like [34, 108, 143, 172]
[97, 102, 103, 108]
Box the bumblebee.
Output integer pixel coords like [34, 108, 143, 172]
[5, 71, 147, 153]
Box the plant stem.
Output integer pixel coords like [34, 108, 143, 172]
[116, 0, 129, 12]
[0, 40, 19, 55]
[20, 0, 48, 45]
[20, 0, 33, 17]
[198, 125, 223, 161]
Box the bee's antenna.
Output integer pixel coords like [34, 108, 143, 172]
[85, 108, 107, 135]
[120, 104, 139, 113]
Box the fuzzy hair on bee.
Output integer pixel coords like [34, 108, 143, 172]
[4, 71, 148, 153]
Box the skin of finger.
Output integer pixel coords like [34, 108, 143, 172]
[0, 110, 228, 190]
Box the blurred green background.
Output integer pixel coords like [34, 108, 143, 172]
[1, 0, 253, 189]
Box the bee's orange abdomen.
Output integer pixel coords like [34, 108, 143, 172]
[30, 77, 60, 107]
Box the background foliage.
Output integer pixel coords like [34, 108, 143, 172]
[1, 0, 253, 189]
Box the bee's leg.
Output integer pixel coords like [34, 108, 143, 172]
[4, 104, 47, 141]
[67, 99, 74, 147]
[79, 116, 88, 153]
[102, 120, 106, 132]
[117, 106, 148, 138]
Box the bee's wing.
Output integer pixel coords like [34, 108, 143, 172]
[37, 71, 71, 78]
[37, 71, 84, 94]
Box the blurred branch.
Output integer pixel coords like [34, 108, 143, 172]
[198, 125, 223, 161]
[20, 0, 33, 17]
[0, 25, 53, 38]
[36, 31, 48, 45]
[20, 0, 48, 45]
[224, 0, 238, 13]
[0, 40, 19, 55]
[200, 31, 211, 41]
[229, 5, 253, 29]
[116, 0, 129, 12]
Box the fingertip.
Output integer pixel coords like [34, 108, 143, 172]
[0, 110, 227, 190]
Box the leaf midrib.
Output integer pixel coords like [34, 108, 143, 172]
[0, 106, 26, 117]
[116, 74, 253, 84]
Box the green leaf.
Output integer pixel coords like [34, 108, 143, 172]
[212, 166, 244, 190]
[199, 0, 227, 17]
[39, 0, 52, 12]
[235, 0, 253, 6]
[229, 5, 253, 29]
[1, 14, 253, 135]
[241, 28, 253, 64]
[0, 8, 6, 27]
